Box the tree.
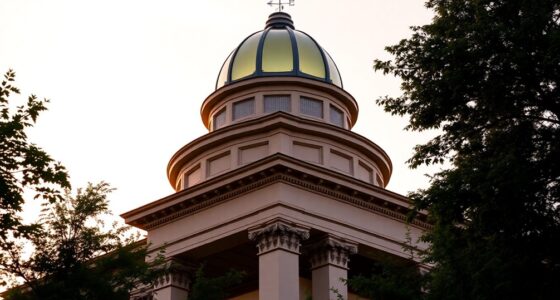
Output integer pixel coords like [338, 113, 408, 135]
[0, 69, 70, 239]
[188, 266, 245, 300]
[346, 261, 424, 300]
[345, 231, 426, 300]
[374, 0, 560, 299]
[1, 182, 161, 300]
[0, 72, 162, 298]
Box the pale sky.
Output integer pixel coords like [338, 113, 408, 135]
[0, 0, 436, 222]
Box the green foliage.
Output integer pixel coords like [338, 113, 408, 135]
[188, 266, 245, 300]
[374, 0, 560, 299]
[0, 70, 163, 299]
[347, 260, 425, 300]
[347, 229, 425, 299]
[1, 182, 161, 300]
[329, 287, 344, 300]
[0, 69, 70, 238]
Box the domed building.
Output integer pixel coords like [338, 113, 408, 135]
[215, 12, 342, 90]
[122, 12, 430, 300]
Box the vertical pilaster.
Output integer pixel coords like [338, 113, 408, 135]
[309, 236, 358, 300]
[248, 220, 310, 300]
[152, 259, 192, 300]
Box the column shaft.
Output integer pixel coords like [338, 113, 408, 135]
[154, 285, 189, 300]
[312, 264, 348, 300]
[259, 249, 300, 300]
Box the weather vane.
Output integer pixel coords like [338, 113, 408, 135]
[267, 0, 295, 12]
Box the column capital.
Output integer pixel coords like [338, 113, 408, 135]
[248, 219, 310, 255]
[153, 258, 194, 293]
[308, 235, 358, 270]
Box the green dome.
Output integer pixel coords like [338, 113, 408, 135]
[216, 12, 343, 90]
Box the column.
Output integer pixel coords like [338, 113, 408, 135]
[309, 235, 358, 300]
[152, 258, 192, 300]
[248, 220, 310, 300]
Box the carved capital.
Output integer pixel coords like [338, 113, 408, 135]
[153, 258, 193, 292]
[248, 220, 310, 255]
[309, 236, 358, 270]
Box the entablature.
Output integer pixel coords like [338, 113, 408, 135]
[124, 154, 428, 232]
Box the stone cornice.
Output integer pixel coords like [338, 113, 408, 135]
[123, 154, 431, 231]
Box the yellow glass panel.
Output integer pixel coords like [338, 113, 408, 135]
[216, 51, 234, 89]
[232, 32, 261, 80]
[325, 50, 342, 87]
[294, 31, 325, 78]
[262, 29, 293, 72]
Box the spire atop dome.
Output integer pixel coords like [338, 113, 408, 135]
[267, 0, 295, 12]
[265, 12, 294, 29]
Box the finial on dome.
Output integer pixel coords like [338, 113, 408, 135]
[265, 11, 294, 29]
[267, 0, 294, 12]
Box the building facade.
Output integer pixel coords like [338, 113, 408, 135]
[122, 12, 430, 300]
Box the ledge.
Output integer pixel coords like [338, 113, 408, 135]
[123, 153, 429, 231]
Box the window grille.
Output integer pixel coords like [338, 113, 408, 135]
[264, 95, 291, 113]
[300, 97, 323, 118]
[233, 98, 255, 121]
[330, 105, 344, 127]
[213, 108, 226, 130]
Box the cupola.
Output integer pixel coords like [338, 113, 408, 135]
[201, 12, 357, 133]
[168, 12, 392, 195]
[216, 12, 343, 89]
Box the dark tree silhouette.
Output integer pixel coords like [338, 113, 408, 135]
[0, 69, 70, 239]
[374, 0, 560, 299]
[0, 71, 161, 299]
[1, 182, 162, 300]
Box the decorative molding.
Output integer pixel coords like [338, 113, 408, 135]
[152, 258, 193, 292]
[130, 259, 194, 300]
[166, 111, 391, 187]
[248, 220, 310, 255]
[308, 235, 358, 270]
[278, 172, 428, 228]
[135, 161, 431, 231]
[143, 173, 282, 230]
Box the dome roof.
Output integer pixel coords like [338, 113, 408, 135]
[216, 12, 343, 90]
